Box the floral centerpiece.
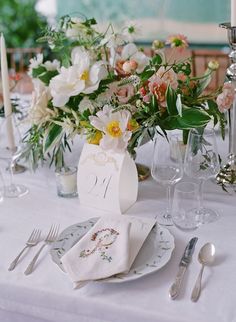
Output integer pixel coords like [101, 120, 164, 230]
[23, 15, 233, 169]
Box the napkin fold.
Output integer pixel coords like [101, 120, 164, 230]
[61, 216, 131, 287]
[61, 215, 156, 288]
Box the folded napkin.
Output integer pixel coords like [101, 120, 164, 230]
[61, 215, 156, 288]
[61, 216, 131, 288]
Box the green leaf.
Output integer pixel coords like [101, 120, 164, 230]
[195, 71, 212, 95]
[38, 70, 58, 85]
[151, 54, 162, 65]
[161, 106, 211, 130]
[82, 18, 97, 27]
[166, 86, 178, 116]
[150, 95, 158, 113]
[177, 106, 211, 128]
[140, 68, 155, 82]
[43, 123, 63, 154]
[32, 66, 47, 78]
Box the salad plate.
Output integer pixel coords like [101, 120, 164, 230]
[50, 217, 174, 283]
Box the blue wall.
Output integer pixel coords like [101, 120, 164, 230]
[57, 0, 230, 23]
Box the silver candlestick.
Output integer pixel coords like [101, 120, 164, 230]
[216, 23, 236, 188]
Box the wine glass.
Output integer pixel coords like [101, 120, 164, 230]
[0, 114, 29, 198]
[184, 128, 220, 224]
[151, 134, 184, 225]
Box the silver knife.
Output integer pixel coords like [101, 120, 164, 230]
[169, 237, 198, 300]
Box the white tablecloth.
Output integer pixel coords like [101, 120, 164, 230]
[0, 137, 236, 322]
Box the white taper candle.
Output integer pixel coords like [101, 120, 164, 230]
[0, 33, 15, 151]
[231, 0, 236, 27]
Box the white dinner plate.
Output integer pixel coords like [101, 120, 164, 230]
[50, 218, 175, 283]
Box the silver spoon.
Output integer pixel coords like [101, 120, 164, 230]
[191, 242, 216, 302]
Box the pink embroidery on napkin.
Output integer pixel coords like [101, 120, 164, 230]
[79, 228, 119, 262]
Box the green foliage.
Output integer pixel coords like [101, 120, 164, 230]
[166, 86, 178, 116]
[43, 123, 63, 154]
[0, 0, 48, 48]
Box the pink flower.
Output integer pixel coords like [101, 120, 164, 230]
[116, 84, 135, 103]
[166, 34, 188, 52]
[139, 86, 147, 97]
[108, 82, 135, 104]
[178, 72, 187, 82]
[143, 95, 151, 103]
[148, 75, 167, 107]
[156, 66, 178, 90]
[122, 59, 138, 73]
[216, 82, 235, 112]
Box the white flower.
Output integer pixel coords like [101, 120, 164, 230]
[122, 22, 141, 42]
[89, 105, 132, 153]
[79, 97, 95, 113]
[43, 59, 60, 71]
[111, 43, 149, 74]
[100, 31, 127, 48]
[28, 79, 55, 126]
[65, 17, 85, 39]
[28, 53, 44, 76]
[49, 47, 108, 107]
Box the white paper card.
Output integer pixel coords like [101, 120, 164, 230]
[77, 143, 138, 214]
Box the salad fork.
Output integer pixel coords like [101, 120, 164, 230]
[24, 224, 59, 275]
[8, 229, 41, 271]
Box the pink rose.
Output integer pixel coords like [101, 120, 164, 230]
[143, 94, 151, 103]
[216, 82, 235, 113]
[156, 66, 178, 90]
[116, 84, 135, 103]
[148, 74, 167, 107]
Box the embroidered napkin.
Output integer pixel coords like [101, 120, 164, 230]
[61, 216, 131, 287]
[61, 215, 156, 288]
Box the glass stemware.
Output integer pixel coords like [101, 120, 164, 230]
[151, 134, 183, 226]
[0, 114, 29, 198]
[184, 128, 220, 224]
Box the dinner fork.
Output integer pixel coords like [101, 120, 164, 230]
[24, 224, 59, 275]
[8, 229, 41, 271]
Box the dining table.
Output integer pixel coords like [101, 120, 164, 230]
[0, 130, 236, 322]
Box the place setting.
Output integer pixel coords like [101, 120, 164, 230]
[1, 1, 236, 321]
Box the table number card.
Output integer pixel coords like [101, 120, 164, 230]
[77, 143, 138, 214]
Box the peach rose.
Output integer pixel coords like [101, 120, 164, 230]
[116, 84, 135, 103]
[216, 82, 235, 112]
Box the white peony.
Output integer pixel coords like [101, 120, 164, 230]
[49, 47, 107, 107]
[28, 79, 56, 126]
[89, 105, 132, 153]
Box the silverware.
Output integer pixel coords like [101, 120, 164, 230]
[169, 237, 198, 300]
[191, 242, 216, 302]
[8, 229, 41, 271]
[24, 224, 59, 275]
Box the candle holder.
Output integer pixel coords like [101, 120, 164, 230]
[216, 23, 236, 189]
[55, 166, 78, 198]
